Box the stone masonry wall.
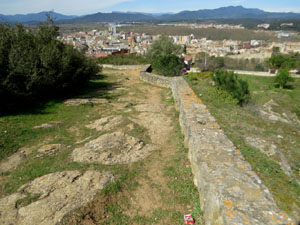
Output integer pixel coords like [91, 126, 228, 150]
[101, 64, 149, 70]
[140, 66, 295, 225]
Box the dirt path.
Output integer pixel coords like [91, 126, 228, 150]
[59, 69, 203, 224]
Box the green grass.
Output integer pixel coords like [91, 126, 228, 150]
[15, 192, 40, 208]
[186, 74, 300, 217]
[162, 120, 204, 223]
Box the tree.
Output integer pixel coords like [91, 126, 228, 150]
[152, 54, 183, 76]
[146, 35, 182, 63]
[275, 68, 294, 89]
[272, 46, 280, 53]
[0, 18, 100, 110]
[146, 35, 183, 76]
[266, 54, 298, 70]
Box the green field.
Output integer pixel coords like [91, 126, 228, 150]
[186, 73, 300, 219]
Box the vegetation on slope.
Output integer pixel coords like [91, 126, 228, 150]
[211, 70, 250, 105]
[0, 18, 100, 113]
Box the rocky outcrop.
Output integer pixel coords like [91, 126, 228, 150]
[37, 144, 66, 157]
[0, 153, 26, 173]
[64, 98, 108, 106]
[71, 132, 155, 165]
[33, 121, 63, 129]
[0, 170, 114, 225]
[258, 99, 300, 125]
[140, 67, 295, 225]
[0, 147, 34, 173]
[85, 115, 124, 131]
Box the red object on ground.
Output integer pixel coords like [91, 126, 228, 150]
[184, 214, 195, 224]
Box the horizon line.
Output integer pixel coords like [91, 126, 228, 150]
[1, 5, 300, 17]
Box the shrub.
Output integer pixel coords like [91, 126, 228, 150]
[266, 54, 299, 70]
[187, 72, 211, 81]
[146, 35, 182, 63]
[212, 70, 250, 106]
[205, 73, 211, 78]
[0, 18, 100, 109]
[275, 68, 294, 88]
[152, 54, 183, 76]
[146, 35, 183, 76]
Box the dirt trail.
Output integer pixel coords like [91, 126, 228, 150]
[60, 69, 201, 225]
[121, 71, 174, 218]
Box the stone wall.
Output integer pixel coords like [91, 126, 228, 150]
[101, 64, 149, 70]
[140, 66, 294, 225]
[230, 70, 300, 78]
[140, 69, 173, 88]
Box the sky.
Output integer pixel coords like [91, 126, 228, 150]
[1, 0, 300, 15]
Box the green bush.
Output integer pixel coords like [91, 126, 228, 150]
[146, 35, 183, 76]
[152, 54, 183, 77]
[275, 68, 294, 88]
[0, 18, 100, 109]
[212, 70, 250, 106]
[146, 35, 182, 63]
[266, 53, 299, 70]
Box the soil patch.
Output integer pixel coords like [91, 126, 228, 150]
[130, 112, 173, 145]
[134, 104, 169, 113]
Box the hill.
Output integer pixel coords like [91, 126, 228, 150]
[58, 6, 300, 24]
[0, 11, 77, 23]
[1, 6, 300, 24]
[159, 6, 300, 21]
[57, 12, 155, 24]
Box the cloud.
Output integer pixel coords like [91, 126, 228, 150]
[231, 0, 244, 4]
[264, 8, 300, 13]
[0, 0, 135, 15]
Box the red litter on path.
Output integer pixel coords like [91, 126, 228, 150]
[184, 214, 195, 224]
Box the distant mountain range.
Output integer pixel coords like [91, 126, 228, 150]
[0, 11, 77, 23]
[159, 6, 300, 20]
[1, 6, 300, 24]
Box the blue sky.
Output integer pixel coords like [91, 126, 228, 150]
[1, 0, 300, 15]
